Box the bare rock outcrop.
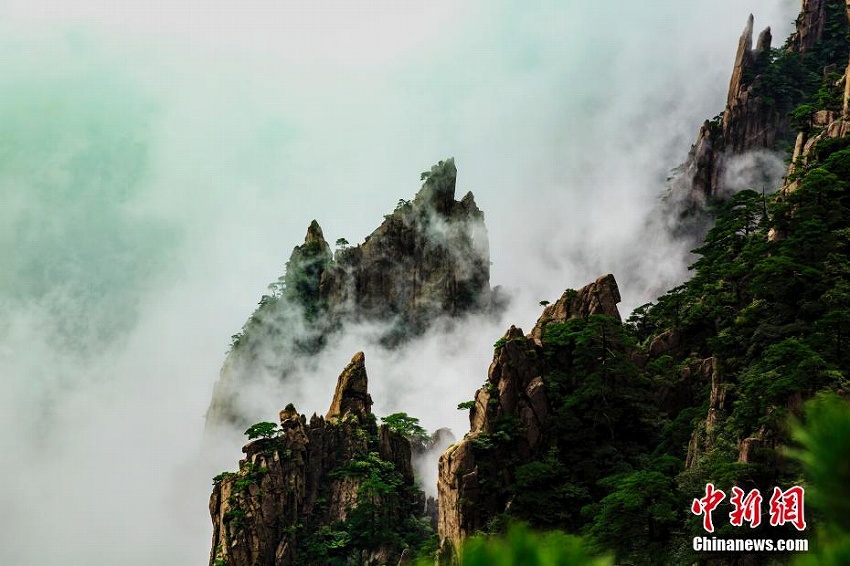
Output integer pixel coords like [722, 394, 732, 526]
[438, 323, 546, 545]
[678, 0, 848, 205]
[793, 0, 830, 53]
[530, 273, 621, 344]
[685, 358, 725, 470]
[723, 24, 782, 155]
[326, 352, 372, 419]
[680, 15, 781, 203]
[209, 352, 421, 566]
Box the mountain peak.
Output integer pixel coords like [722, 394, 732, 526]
[414, 157, 458, 216]
[207, 159, 493, 429]
[326, 351, 372, 420]
[305, 219, 326, 245]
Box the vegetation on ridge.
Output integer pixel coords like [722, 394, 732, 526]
[453, 19, 850, 556]
[210, 5, 850, 564]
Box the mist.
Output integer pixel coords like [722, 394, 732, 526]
[0, 1, 797, 564]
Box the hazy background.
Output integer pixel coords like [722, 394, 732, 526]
[0, 1, 796, 563]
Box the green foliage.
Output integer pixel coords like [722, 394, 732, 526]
[278, 235, 332, 319]
[221, 18, 850, 561]
[417, 522, 612, 566]
[469, 417, 519, 452]
[483, 314, 663, 537]
[790, 102, 817, 133]
[302, 448, 430, 564]
[487, 66, 850, 558]
[790, 394, 850, 565]
[585, 457, 681, 562]
[381, 412, 429, 445]
[753, 47, 818, 112]
[789, 394, 850, 531]
[395, 198, 411, 211]
[414, 18, 850, 565]
[442, 144, 850, 563]
[228, 331, 244, 352]
[422, 158, 455, 185]
[732, 338, 835, 434]
[617, 112, 850, 561]
[457, 400, 475, 410]
[510, 448, 589, 527]
[469, 433, 495, 451]
[223, 507, 246, 528]
[232, 461, 268, 493]
[300, 524, 352, 564]
[212, 471, 236, 485]
[625, 302, 656, 344]
[744, 0, 848, 148]
[809, 136, 850, 164]
[542, 317, 650, 451]
[244, 421, 281, 440]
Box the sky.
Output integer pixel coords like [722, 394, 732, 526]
[0, 1, 798, 564]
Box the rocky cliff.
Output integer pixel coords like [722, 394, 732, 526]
[206, 158, 496, 430]
[320, 159, 492, 331]
[676, 0, 847, 205]
[203, 3, 850, 563]
[437, 275, 626, 551]
[209, 352, 426, 566]
[684, 1, 850, 468]
[779, 2, 850, 197]
[794, 0, 832, 52]
[679, 14, 780, 203]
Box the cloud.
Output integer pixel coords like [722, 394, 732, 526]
[0, 1, 798, 563]
[720, 150, 789, 195]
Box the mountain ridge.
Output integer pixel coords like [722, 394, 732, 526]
[206, 1, 850, 563]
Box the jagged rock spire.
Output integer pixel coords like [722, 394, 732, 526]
[209, 353, 418, 566]
[727, 15, 772, 106]
[414, 157, 457, 216]
[326, 351, 373, 419]
[304, 219, 326, 245]
[728, 14, 756, 106]
[675, 13, 778, 202]
[206, 159, 493, 431]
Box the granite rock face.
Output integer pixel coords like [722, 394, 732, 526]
[675, 0, 845, 205]
[437, 324, 546, 547]
[206, 159, 496, 430]
[437, 275, 623, 551]
[209, 352, 420, 566]
[684, 357, 723, 470]
[793, 0, 831, 53]
[320, 159, 492, 330]
[681, 14, 782, 202]
[767, 3, 850, 239]
[326, 352, 372, 419]
[529, 273, 622, 344]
